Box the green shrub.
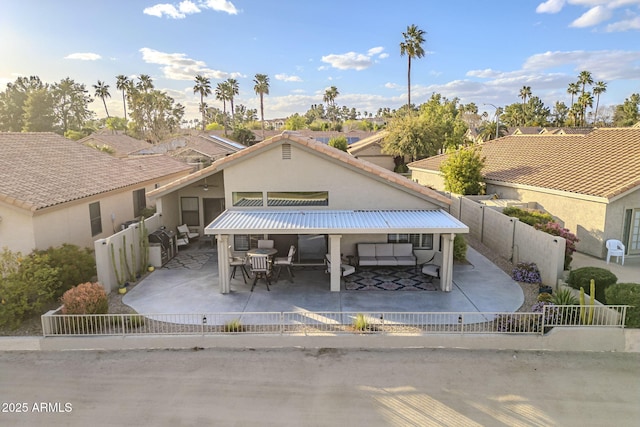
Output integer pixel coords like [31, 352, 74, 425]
[223, 319, 244, 332]
[538, 292, 552, 302]
[60, 282, 108, 315]
[0, 252, 60, 329]
[551, 288, 579, 305]
[502, 206, 554, 227]
[328, 135, 348, 152]
[36, 244, 96, 298]
[567, 267, 617, 303]
[453, 235, 467, 261]
[605, 283, 640, 328]
[353, 313, 370, 331]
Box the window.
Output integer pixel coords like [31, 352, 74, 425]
[180, 197, 200, 226]
[89, 202, 102, 236]
[233, 234, 263, 251]
[267, 191, 328, 207]
[133, 189, 146, 218]
[388, 233, 433, 249]
[233, 192, 263, 207]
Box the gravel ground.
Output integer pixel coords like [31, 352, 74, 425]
[1, 237, 537, 336]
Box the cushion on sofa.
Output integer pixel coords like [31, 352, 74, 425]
[396, 256, 417, 266]
[393, 243, 413, 257]
[376, 256, 398, 266]
[357, 244, 376, 258]
[358, 257, 378, 266]
[375, 243, 394, 257]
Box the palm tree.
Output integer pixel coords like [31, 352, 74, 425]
[193, 74, 212, 131]
[577, 92, 593, 126]
[592, 81, 607, 125]
[519, 86, 531, 125]
[93, 80, 111, 118]
[253, 73, 270, 140]
[226, 78, 239, 126]
[578, 70, 593, 96]
[137, 74, 153, 92]
[399, 24, 426, 111]
[323, 86, 339, 130]
[215, 82, 230, 136]
[116, 75, 130, 120]
[567, 82, 580, 123]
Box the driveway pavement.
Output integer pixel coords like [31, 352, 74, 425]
[123, 246, 524, 315]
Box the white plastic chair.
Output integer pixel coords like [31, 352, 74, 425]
[606, 239, 625, 265]
[248, 253, 272, 291]
[257, 239, 274, 249]
[274, 245, 296, 282]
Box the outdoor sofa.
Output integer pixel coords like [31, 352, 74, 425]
[356, 243, 417, 267]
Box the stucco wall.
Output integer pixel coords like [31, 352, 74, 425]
[0, 204, 36, 254]
[487, 184, 607, 257]
[410, 169, 446, 192]
[605, 188, 640, 256]
[224, 144, 439, 210]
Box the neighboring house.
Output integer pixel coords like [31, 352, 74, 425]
[408, 127, 640, 259]
[157, 133, 245, 168]
[347, 131, 401, 171]
[77, 131, 152, 158]
[0, 132, 192, 254]
[149, 132, 468, 293]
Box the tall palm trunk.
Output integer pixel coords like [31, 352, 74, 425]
[407, 56, 412, 110]
[260, 93, 265, 140]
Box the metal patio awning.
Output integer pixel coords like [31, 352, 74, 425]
[205, 209, 469, 235]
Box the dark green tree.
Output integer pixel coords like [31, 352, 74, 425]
[193, 74, 212, 130]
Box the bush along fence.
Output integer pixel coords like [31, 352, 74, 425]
[41, 306, 629, 337]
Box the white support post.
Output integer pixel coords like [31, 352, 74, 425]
[328, 234, 342, 292]
[217, 234, 230, 294]
[440, 233, 455, 292]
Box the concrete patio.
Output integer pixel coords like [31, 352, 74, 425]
[123, 245, 525, 315]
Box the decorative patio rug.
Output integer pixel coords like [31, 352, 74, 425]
[163, 252, 212, 270]
[345, 267, 438, 291]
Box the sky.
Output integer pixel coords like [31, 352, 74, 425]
[1, 0, 639, 122]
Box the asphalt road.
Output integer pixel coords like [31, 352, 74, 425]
[1, 348, 638, 426]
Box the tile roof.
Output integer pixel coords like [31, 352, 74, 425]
[408, 127, 640, 200]
[149, 132, 452, 207]
[347, 131, 388, 154]
[77, 132, 151, 157]
[0, 132, 192, 212]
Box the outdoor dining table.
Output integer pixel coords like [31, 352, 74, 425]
[246, 248, 278, 257]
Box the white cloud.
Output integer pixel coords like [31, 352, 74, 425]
[201, 0, 238, 14]
[144, 0, 237, 19]
[536, 0, 566, 13]
[606, 15, 640, 30]
[378, 53, 389, 59]
[522, 49, 640, 80]
[385, 82, 401, 89]
[64, 52, 102, 61]
[570, 5, 612, 27]
[275, 73, 302, 82]
[139, 47, 242, 80]
[321, 47, 387, 71]
[466, 68, 503, 78]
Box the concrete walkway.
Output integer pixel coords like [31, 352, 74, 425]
[571, 251, 640, 284]
[122, 247, 524, 315]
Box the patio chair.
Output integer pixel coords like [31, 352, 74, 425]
[606, 239, 625, 265]
[421, 251, 442, 282]
[274, 245, 296, 282]
[257, 239, 274, 249]
[228, 246, 248, 284]
[248, 253, 272, 292]
[176, 235, 190, 249]
[177, 224, 199, 240]
[324, 254, 356, 280]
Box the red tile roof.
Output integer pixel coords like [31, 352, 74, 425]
[0, 132, 192, 212]
[408, 127, 640, 200]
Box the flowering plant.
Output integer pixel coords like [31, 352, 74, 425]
[535, 221, 579, 269]
[511, 262, 542, 284]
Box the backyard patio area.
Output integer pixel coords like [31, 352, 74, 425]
[122, 245, 525, 315]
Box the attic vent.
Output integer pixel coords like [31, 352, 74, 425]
[282, 143, 291, 160]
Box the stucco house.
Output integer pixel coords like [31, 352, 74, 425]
[408, 127, 640, 259]
[0, 132, 192, 254]
[347, 130, 402, 172]
[148, 132, 468, 293]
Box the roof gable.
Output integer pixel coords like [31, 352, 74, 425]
[149, 132, 451, 207]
